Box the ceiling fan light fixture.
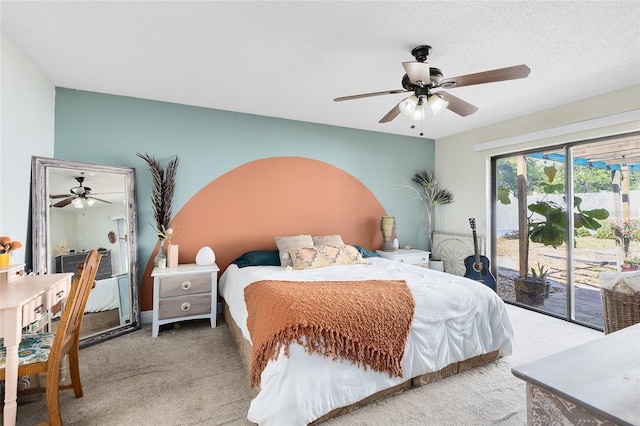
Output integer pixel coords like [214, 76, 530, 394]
[72, 198, 83, 208]
[409, 104, 426, 121]
[428, 93, 449, 116]
[86, 197, 97, 206]
[398, 95, 419, 115]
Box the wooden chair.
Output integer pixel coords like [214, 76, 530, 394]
[0, 250, 101, 426]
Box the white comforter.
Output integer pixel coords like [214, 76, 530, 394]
[219, 257, 514, 426]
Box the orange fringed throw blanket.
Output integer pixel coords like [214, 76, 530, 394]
[244, 280, 415, 388]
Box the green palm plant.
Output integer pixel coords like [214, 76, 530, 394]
[412, 169, 454, 250]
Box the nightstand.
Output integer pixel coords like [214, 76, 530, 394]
[376, 249, 430, 268]
[151, 263, 219, 337]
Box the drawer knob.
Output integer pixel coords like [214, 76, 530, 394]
[181, 281, 192, 291]
[34, 304, 45, 314]
[180, 302, 191, 312]
[56, 290, 65, 299]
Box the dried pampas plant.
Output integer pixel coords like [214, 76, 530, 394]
[137, 152, 179, 239]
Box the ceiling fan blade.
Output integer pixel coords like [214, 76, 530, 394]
[50, 194, 71, 199]
[379, 104, 402, 123]
[89, 197, 113, 204]
[439, 64, 530, 89]
[334, 89, 407, 102]
[90, 191, 124, 195]
[53, 197, 74, 208]
[402, 62, 430, 85]
[437, 91, 479, 117]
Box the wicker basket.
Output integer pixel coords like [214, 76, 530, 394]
[601, 287, 640, 334]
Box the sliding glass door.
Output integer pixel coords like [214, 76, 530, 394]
[492, 133, 639, 329]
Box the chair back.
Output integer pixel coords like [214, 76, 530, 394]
[51, 250, 101, 360]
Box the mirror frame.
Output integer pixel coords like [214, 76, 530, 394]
[31, 156, 141, 346]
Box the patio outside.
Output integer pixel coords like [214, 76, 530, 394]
[496, 233, 638, 329]
[494, 135, 640, 330]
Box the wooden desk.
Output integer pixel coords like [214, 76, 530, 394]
[0, 264, 72, 426]
[512, 323, 640, 426]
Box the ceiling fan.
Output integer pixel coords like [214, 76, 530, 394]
[49, 176, 114, 208]
[333, 45, 530, 131]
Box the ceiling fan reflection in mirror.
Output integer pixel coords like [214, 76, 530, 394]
[333, 45, 530, 136]
[49, 176, 116, 209]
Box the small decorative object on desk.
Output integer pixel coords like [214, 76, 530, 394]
[380, 216, 396, 252]
[0, 236, 22, 267]
[196, 246, 216, 265]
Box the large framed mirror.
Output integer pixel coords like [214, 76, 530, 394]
[31, 156, 140, 346]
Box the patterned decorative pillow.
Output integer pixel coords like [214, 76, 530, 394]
[274, 234, 314, 267]
[288, 244, 366, 270]
[312, 235, 344, 246]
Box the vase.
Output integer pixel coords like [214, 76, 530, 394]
[167, 244, 179, 268]
[429, 259, 444, 272]
[380, 216, 396, 252]
[0, 252, 9, 267]
[155, 238, 167, 269]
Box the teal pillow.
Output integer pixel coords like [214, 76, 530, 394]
[354, 245, 380, 258]
[231, 250, 281, 268]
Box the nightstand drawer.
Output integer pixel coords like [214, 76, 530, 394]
[377, 249, 430, 265]
[158, 274, 211, 297]
[158, 294, 212, 320]
[397, 254, 430, 265]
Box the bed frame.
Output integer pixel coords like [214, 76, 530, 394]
[222, 300, 500, 424]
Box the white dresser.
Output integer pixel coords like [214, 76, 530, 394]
[376, 249, 430, 267]
[512, 323, 639, 425]
[151, 263, 219, 337]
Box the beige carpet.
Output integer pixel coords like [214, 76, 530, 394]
[10, 304, 602, 426]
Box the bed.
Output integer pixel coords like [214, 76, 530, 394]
[219, 244, 514, 425]
[85, 277, 120, 313]
[158, 157, 514, 425]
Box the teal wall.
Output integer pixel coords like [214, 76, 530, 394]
[54, 88, 434, 275]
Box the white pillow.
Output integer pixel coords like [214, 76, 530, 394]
[312, 235, 344, 246]
[274, 234, 314, 267]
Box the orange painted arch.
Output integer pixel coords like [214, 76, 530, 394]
[139, 156, 387, 311]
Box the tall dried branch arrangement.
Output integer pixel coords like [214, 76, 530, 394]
[137, 152, 179, 239]
[410, 169, 454, 249]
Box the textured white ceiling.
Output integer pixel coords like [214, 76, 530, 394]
[2, 1, 639, 140]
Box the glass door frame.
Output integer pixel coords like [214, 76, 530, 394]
[490, 131, 640, 330]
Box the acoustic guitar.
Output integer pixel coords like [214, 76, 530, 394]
[463, 218, 497, 291]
